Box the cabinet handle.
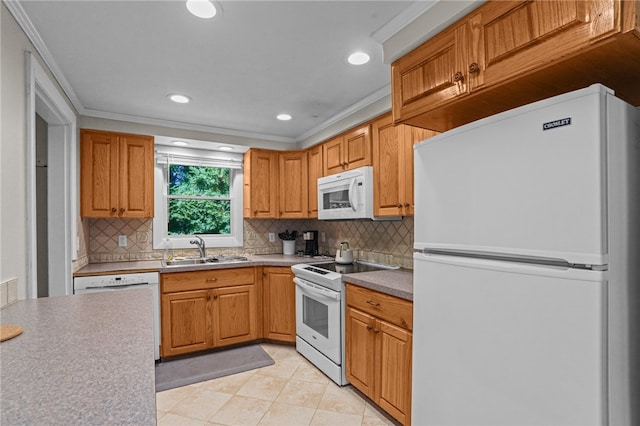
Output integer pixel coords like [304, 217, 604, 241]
[454, 71, 464, 82]
[206, 293, 211, 301]
[397, 203, 403, 208]
[206, 278, 218, 283]
[120, 208, 125, 214]
[468, 62, 480, 74]
[366, 325, 373, 331]
[213, 293, 218, 300]
[366, 300, 380, 307]
[111, 208, 117, 213]
[404, 203, 410, 208]
[254, 210, 258, 215]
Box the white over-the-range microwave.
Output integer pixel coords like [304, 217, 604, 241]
[318, 166, 399, 220]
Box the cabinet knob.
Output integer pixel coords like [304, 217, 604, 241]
[111, 208, 117, 213]
[206, 293, 211, 301]
[454, 71, 464, 82]
[120, 208, 125, 213]
[254, 210, 258, 215]
[213, 293, 218, 300]
[366, 325, 373, 331]
[404, 203, 410, 208]
[468, 62, 480, 74]
[397, 203, 403, 208]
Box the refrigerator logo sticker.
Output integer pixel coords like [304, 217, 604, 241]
[543, 117, 571, 130]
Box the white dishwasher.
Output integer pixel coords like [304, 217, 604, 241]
[74, 272, 160, 360]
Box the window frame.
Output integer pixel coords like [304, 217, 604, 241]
[152, 151, 243, 250]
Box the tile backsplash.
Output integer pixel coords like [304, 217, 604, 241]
[85, 217, 414, 268]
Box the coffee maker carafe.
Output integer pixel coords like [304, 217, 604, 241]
[303, 231, 318, 256]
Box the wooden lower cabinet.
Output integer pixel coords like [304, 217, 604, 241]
[345, 283, 413, 425]
[262, 267, 296, 342]
[160, 268, 258, 357]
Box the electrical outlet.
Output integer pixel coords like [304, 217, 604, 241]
[118, 235, 127, 247]
[268, 232, 275, 242]
[321, 232, 326, 242]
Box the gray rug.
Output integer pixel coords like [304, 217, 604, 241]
[155, 345, 274, 392]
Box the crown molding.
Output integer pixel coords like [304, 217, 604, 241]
[371, 1, 438, 48]
[82, 108, 298, 144]
[296, 84, 391, 143]
[4, 0, 86, 114]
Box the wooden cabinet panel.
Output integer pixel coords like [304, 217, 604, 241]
[392, 0, 640, 133]
[346, 283, 413, 425]
[373, 113, 439, 217]
[161, 290, 211, 357]
[323, 124, 372, 176]
[345, 306, 376, 396]
[307, 145, 323, 217]
[244, 149, 278, 218]
[213, 284, 258, 346]
[278, 151, 308, 218]
[262, 267, 296, 342]
[80, 129, 153, 218]
[160, 267, 258, 357]
[376, 320, 413, 426]
[323, 136, 345, 176]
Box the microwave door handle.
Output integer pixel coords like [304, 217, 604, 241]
[348, 177, 357, 211]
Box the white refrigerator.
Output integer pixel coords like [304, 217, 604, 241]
[412, 84, 640, 426]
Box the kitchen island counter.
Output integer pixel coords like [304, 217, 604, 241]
[343, 268, 414, 301]
[0, 289, 156, 425]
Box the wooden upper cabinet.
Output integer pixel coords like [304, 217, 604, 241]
[80, 129, 153, 218]
[307, 145, 323, 218]
[372, 114, 438, 217]
[392, 25, 468, 124]
[278, 151, 308, 219]
[243, 149, 278, 218]
[478, 0, 620, 87]
[392, 0, 639, 132]
[323, 124, 372, 176]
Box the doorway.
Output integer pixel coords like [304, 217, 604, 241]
[26, 52, 77, 298]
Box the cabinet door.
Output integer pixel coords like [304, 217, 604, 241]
[279, 151, 308, 218]
[80, 130, 119, 217]
[376, 319, 413, 426]
[345, 306, 376, 398]
[392, 25, 467, 124]
[262, 267, 296, 342]
[323, 136, 345, 176]
[372, 114, 403, 217]
[402, 127, 439, 216]
[119, 134, 154, 218]
[161, 290, 211, 357]
[479, 0, 620, 87]
[343, 124, 372, 171]
[212, 284, 258, 347]
[246, 150, 278, 218]
[307, 145, 323, 217]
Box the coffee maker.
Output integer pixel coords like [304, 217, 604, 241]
[303, 230, 319, 256]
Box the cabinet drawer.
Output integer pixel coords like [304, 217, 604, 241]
[346, 283, 413, 331]
[162, 267, 255, 293]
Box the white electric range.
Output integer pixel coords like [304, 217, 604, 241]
[291, 260, 399, 385]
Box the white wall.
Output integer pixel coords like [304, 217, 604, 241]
[0, 4, 75, 299]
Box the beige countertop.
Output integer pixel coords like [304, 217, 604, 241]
[75, 255, 413, 300]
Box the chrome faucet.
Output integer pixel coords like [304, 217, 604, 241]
[190, 235, 206, 258]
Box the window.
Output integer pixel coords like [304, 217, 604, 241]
[153, 150, 243, 250]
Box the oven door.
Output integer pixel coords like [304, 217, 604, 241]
[294, 277, 342, 364]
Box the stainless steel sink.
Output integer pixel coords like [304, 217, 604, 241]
[163, 256, 250, 267]
[163, 258, 208, 267]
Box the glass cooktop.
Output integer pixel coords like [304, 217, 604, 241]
[307, 261, 397, 275]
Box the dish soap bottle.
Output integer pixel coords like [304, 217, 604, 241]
[163, 238, 174, 262]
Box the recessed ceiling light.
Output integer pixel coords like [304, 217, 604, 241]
[277, 113, 292, 121]
[347, 51, 370, 65]
[172, 140, 189, 146]
[168, 94, 191, 104]
[186, 0, 217, 19]
[218, 146, 233, 151]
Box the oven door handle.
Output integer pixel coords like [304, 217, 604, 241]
[294, 277, 340, 301]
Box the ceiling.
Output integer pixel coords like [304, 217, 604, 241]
[12, 1, 469, 147]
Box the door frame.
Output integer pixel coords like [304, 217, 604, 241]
[25, 52, 77, 298]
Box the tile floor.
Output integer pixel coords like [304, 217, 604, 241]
[156, 343, 399, 426]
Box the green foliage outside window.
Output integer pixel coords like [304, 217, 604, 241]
[168, 165, 231, 235]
